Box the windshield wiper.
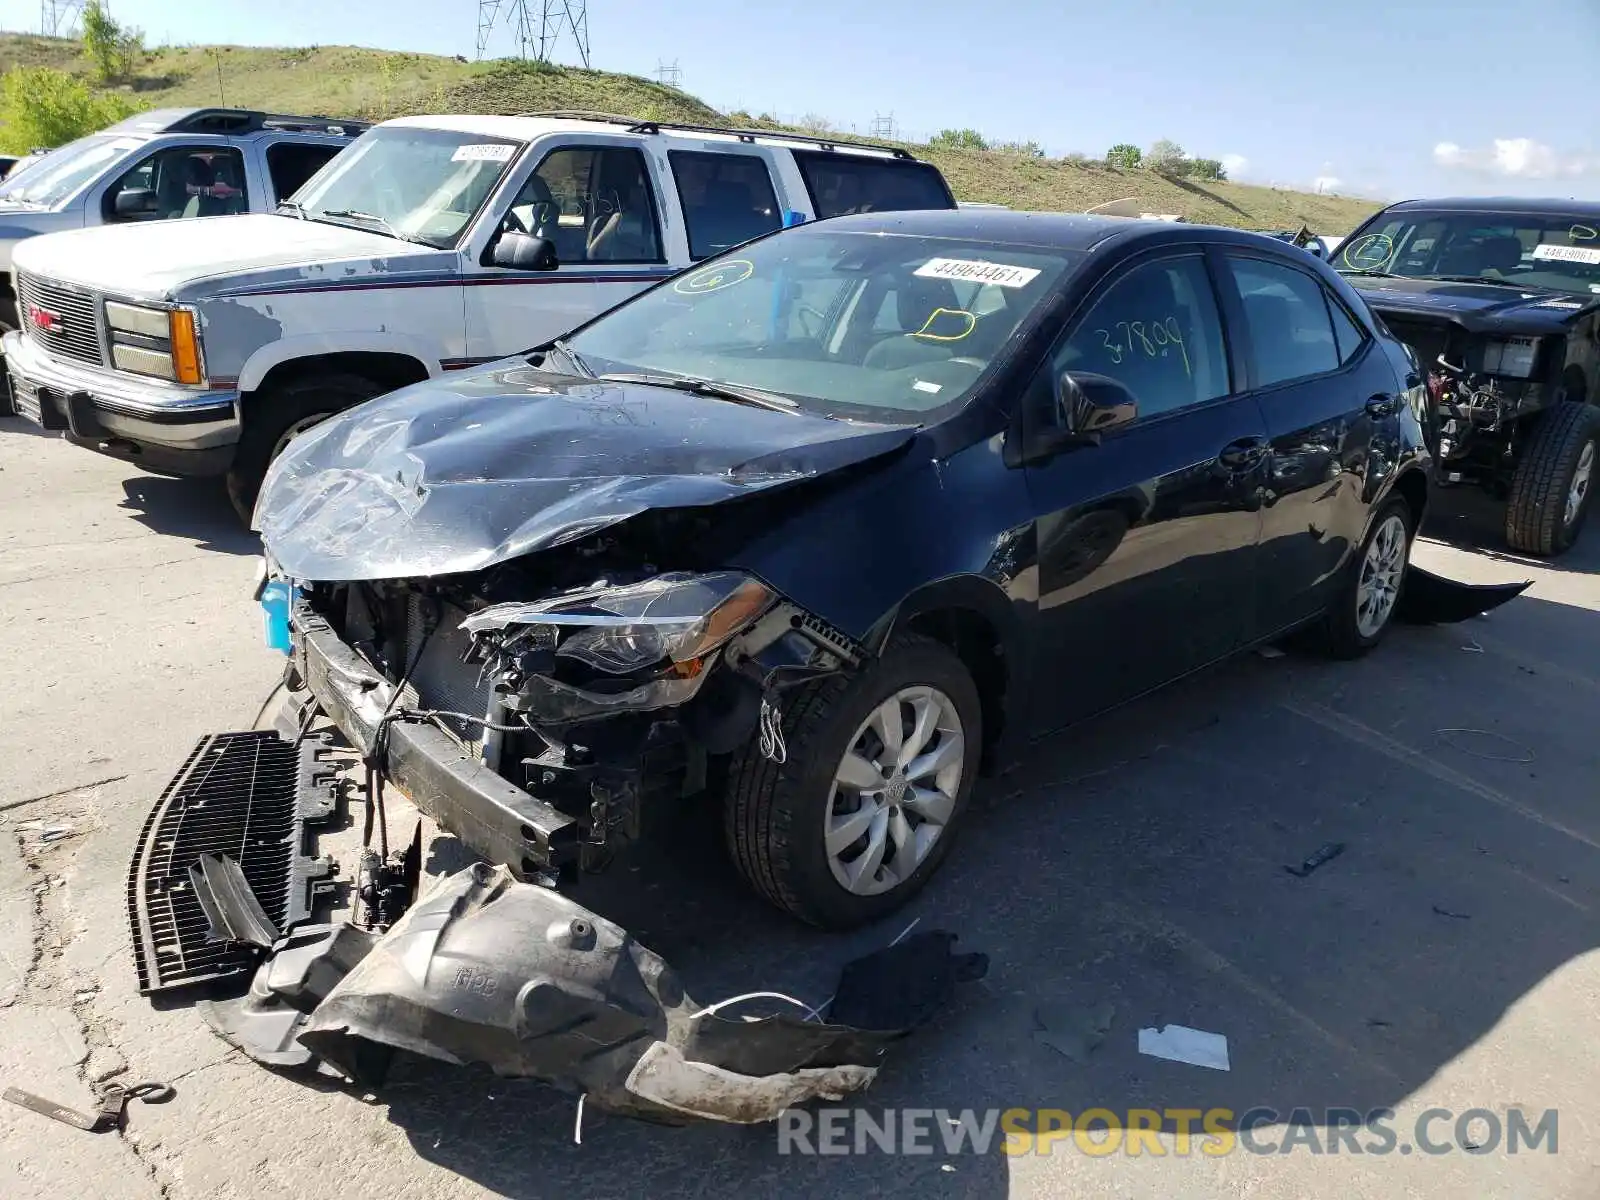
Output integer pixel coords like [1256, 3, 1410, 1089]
[599, 371, 802, 415]
[315, 208, 428, 245]
[1341, 268, 1403, 279]
[528, 337, 594, 377]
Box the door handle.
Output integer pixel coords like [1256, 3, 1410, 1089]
[1217, 437, 1268, 470]
[1365, 393, 1400, 418]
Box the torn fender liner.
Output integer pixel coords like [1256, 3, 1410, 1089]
[296, 863, 986, 1124]
[254, 366, 916, 582]
[1398, 565, 1532, 625]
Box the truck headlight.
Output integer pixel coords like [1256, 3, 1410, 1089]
[105, 301, 205, 386]
[1481, 336, 1540, 379]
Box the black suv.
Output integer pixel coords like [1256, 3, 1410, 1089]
[1333, 197, 1600, 556]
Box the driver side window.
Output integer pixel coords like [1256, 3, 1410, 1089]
[505, 146, 663, 265]
[1052, 255, 1229, 423]
[106, 145, 248, 222]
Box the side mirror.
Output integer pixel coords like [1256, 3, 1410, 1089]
[112, 188, 159, 218]
[492, 231, 559, 271]
[1057, 371, 1140, 439]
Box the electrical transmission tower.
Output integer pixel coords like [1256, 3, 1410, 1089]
[41, 0, 85, 37]
[655, 59, 681, 88]
[870, 112, 896, 140]
[476, 0, 591, 68]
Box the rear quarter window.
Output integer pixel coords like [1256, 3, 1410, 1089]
[789, 150, 954, 218]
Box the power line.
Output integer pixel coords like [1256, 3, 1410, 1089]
[476, 0, 591, 68]
[40, 0, 85, 37]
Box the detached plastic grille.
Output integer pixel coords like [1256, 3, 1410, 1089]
[127, 731, 338, 995]
[16, 271, 104, 367]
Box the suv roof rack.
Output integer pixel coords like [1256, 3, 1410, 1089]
[515, 111, 917, 160]
[163, 108, 370, 136]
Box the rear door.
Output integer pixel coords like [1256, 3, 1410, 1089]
[1218, 249, 1405, 634]
[667, 147, 789, 260]
[1019, 247, 1269, 734]
[465, 139, 673, 361]
[258, 138, 346, 209]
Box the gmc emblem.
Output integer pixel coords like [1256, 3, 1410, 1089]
[24, 302, 61, 333]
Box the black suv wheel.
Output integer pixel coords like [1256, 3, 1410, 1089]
[1505, 401, 1600, 556]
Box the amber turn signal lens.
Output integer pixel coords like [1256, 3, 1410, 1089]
[169, 309, 203, 385]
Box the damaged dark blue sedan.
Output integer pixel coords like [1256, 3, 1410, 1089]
[236, 208, 1518, 935]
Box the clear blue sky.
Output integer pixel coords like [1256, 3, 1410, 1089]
[7, 0, 1598, 200]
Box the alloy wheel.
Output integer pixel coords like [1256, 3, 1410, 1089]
[824, 685, 966, 897]
[1356, 513, 1408, 638]
[1565, 440, 1595, 528]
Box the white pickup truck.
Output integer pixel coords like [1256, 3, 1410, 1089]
[2, 112, 956, 519]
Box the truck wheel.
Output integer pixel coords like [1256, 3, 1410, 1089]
[225, 374, 379, 524]
[1505, 401, 1600, 556]
[1311, 495, 1414, 660]
[723, 633, 981, 930]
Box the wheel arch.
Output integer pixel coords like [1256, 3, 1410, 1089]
[863, 574, 1022, 769]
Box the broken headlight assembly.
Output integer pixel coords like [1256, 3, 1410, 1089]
[104, 300, 206, 385]
[462, 572, 778, 721]
[1481, 335, 1541, 380]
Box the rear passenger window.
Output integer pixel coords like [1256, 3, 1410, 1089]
[1228, 257, 1340, 387]
[1326, 295, 1368, 364]
[669, 151, 781, 260]
[266, 142, 341, 202]
[1055, 255, 1229, 419]
[511, 146, 662, 264]
[790, 150, 952, 218]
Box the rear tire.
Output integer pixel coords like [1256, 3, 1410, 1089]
[225, 373, 381, 525]
[1505, 401, 1600, 557]
[1310, 496, 1414, 660]
[723, 632, 981, 929]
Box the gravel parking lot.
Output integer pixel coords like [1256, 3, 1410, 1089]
[2, 415, 1597, 1199]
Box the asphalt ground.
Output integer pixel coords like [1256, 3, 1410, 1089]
[2, 415, 1596, 1199]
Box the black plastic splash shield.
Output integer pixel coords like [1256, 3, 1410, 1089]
[127, 730, 339, 995]
[1398, 565, 1533, 625]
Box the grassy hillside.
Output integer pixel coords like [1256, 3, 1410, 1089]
[0, 32, 1381, 233]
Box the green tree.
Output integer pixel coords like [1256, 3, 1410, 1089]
[0, 66, 135, 155]
[929, 128, 989, 151]
[80, 0, 143, 84]
[992, 139, 1045, 157]
[1106, 143, 1142, 169]
[1145, 139, 1190, 176]
[1189, 157, 1227, 181]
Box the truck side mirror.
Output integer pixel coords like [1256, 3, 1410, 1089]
[113, 188, 159, 219]
[491, 231, 559, 271]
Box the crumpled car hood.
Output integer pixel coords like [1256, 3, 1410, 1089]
[255, 363, 918, 582]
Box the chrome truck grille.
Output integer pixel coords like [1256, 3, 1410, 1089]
[15, 271, 104, 367]
[397, 597, 496, 757]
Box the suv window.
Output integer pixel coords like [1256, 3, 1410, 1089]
[508, 146, 662, 264]
[790, 150, 953, 218]
[266, 142, 342, 202]
[1227, 256, 1340, 387]
[1055, 255, 1229, 419]
[107, 145, 248, 222]
[669, 151, 782, 260]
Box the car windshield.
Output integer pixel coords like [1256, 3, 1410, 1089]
[1334, 210, 1600, 297]
[0, 135, 142, 207]
[564, 228, 1080, 423]
[289, 125, 523, 248]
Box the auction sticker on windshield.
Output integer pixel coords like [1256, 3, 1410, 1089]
[915, 258, 1041, 288]
[451, 143, 518, 163]
[1532, 243, 1600, 266]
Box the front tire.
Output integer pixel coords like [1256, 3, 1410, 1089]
[225, 373, 381, 524]
[1312, 496, 1414, 659]
[723, 633, 981, 929]
[1505, 401, 1600, 556]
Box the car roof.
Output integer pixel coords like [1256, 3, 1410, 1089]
[376, 113, 926, 160]
[1382, 196, 1600, 217]
[808, 208, 1275, 253]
